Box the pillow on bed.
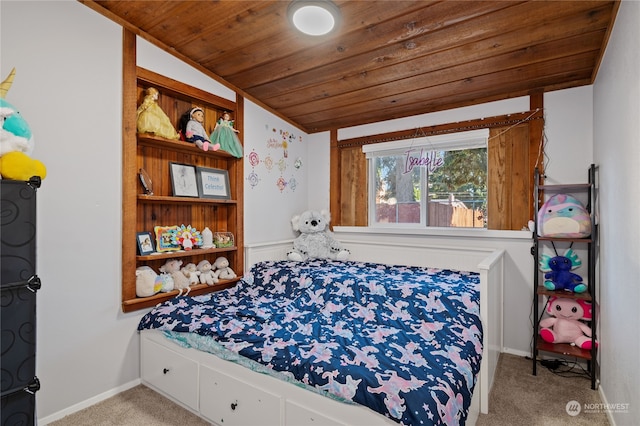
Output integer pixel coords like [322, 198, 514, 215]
[537, 194, 591, 238]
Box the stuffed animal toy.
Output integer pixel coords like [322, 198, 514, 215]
[197, 259, 218, 285]
[0, 151, 47, 181]
[539, 296, 597, 350]
[287, 210, 349, 261]
[181, 262, 200, 286]
[159, 258, 191, 296]
[213, 256, 236, 280]
[135, 266, 162, 297]
[0, 68, 46, 180]
[537, 194, 591, 238]
[539, 248, 586, 293]
[157, 273, 174, 293]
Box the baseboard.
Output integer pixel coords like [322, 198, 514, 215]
[501, 347, 531, 358]
[37, 378, 141, 425]
[598, 385, 617, 426]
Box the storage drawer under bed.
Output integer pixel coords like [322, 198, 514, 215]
[140, 335, 199, 411]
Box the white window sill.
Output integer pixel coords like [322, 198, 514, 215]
[333, 226, 532, 240]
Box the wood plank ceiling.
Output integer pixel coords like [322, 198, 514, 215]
[83, 1, 619, 134]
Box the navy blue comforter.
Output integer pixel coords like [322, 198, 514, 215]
[138, 259, 483, 425]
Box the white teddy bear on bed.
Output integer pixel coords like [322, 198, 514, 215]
[287, 210, 350, 261]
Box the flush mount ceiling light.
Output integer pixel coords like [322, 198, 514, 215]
[287, 0, 341, 36]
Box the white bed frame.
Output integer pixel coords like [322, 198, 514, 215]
[140, 238, 504, 426]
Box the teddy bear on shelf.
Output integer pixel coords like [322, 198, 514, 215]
[197, 259, 218, 285]
[539, 296, 597, 350]
[539, 248, 586, 293]
[159, 258, 191, 296]
[181, 262, 200, 286]
[213, 256, 236, 280]
[287, 210, 350, 261]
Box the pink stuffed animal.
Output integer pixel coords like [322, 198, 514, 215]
[539, 296, 597, 350]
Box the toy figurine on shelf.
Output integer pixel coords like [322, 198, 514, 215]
[169, 224, 203, 251]
[136, 87, 180, 140]
[209, 111, 243, 158]
[179, 107, 220, 152]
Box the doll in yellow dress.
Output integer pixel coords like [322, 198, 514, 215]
[136, 87, 180, 140]
[209, 111, 243, 158]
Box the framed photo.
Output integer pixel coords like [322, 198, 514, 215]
[170, 162, 199, 197]
[154, 225, 180, 252]
[196, 166, 231, 200]
[136, 231, 155, 255]
[213, 232, 234, 248]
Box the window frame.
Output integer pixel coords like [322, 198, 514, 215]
[363, 129, 489, 228]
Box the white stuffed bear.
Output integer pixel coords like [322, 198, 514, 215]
[214, 256, 237, 280]
[159, 258, 191, 296]
[181, 262, 200, 286]
[287, 210, 349, 261]
[197, 259, 218, 285]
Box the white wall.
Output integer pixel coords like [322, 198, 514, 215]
[243, 100, 310, 242]
[2, 0, 635, 423]
[544, 86, 594, 184]
[593, 0, 640, 424]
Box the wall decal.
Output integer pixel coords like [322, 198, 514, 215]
[247, 122, 304, 194]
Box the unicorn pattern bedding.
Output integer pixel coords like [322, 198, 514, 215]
[138, 259, 483, 425]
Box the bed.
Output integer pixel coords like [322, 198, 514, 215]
[138, 239, 504, 426]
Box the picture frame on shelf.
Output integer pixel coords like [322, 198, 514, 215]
[213, 231, 234, 248]
[154, 225, 181, 252]
[137, 231, 155, 255]
[170, 162, 199, 197]
[196, 166, 231, 200]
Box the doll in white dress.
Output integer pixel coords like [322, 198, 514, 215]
[179, 107, 220, 151]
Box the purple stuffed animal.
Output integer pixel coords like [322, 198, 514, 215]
[539, 248, 586, 293]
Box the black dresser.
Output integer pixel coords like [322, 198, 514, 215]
[1, 177, 42, 425]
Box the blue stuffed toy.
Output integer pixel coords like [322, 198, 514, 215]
[539, 248, 586, 293]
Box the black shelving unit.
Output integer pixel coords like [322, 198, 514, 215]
[1, 177, 42, 424]
[531, 164, 599, 390]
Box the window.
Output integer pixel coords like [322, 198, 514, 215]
[363, 129, 489, 228]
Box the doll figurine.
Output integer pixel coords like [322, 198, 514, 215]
[179, 107, 220, 152]
[209, 111, 243, 158]
[136, 87, 180, 140]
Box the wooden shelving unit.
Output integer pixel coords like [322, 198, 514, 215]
[121, 35, 243, 312]
[531, 165, 598, 389]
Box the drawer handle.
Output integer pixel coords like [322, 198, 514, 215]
[163, 368, 170, 375]
[231, 401, 238, 411]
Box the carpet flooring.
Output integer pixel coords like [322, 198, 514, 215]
[476, 353, 609, 426]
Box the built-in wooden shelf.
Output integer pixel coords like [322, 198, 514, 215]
[121, 50, 244, 313]
[122, 279, 239, 312]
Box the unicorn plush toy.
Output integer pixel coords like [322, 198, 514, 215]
[0, 68, 33, 156]
[0, 68, 46, 180]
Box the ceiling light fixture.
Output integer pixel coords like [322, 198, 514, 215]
[287, 0, 341, 36]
